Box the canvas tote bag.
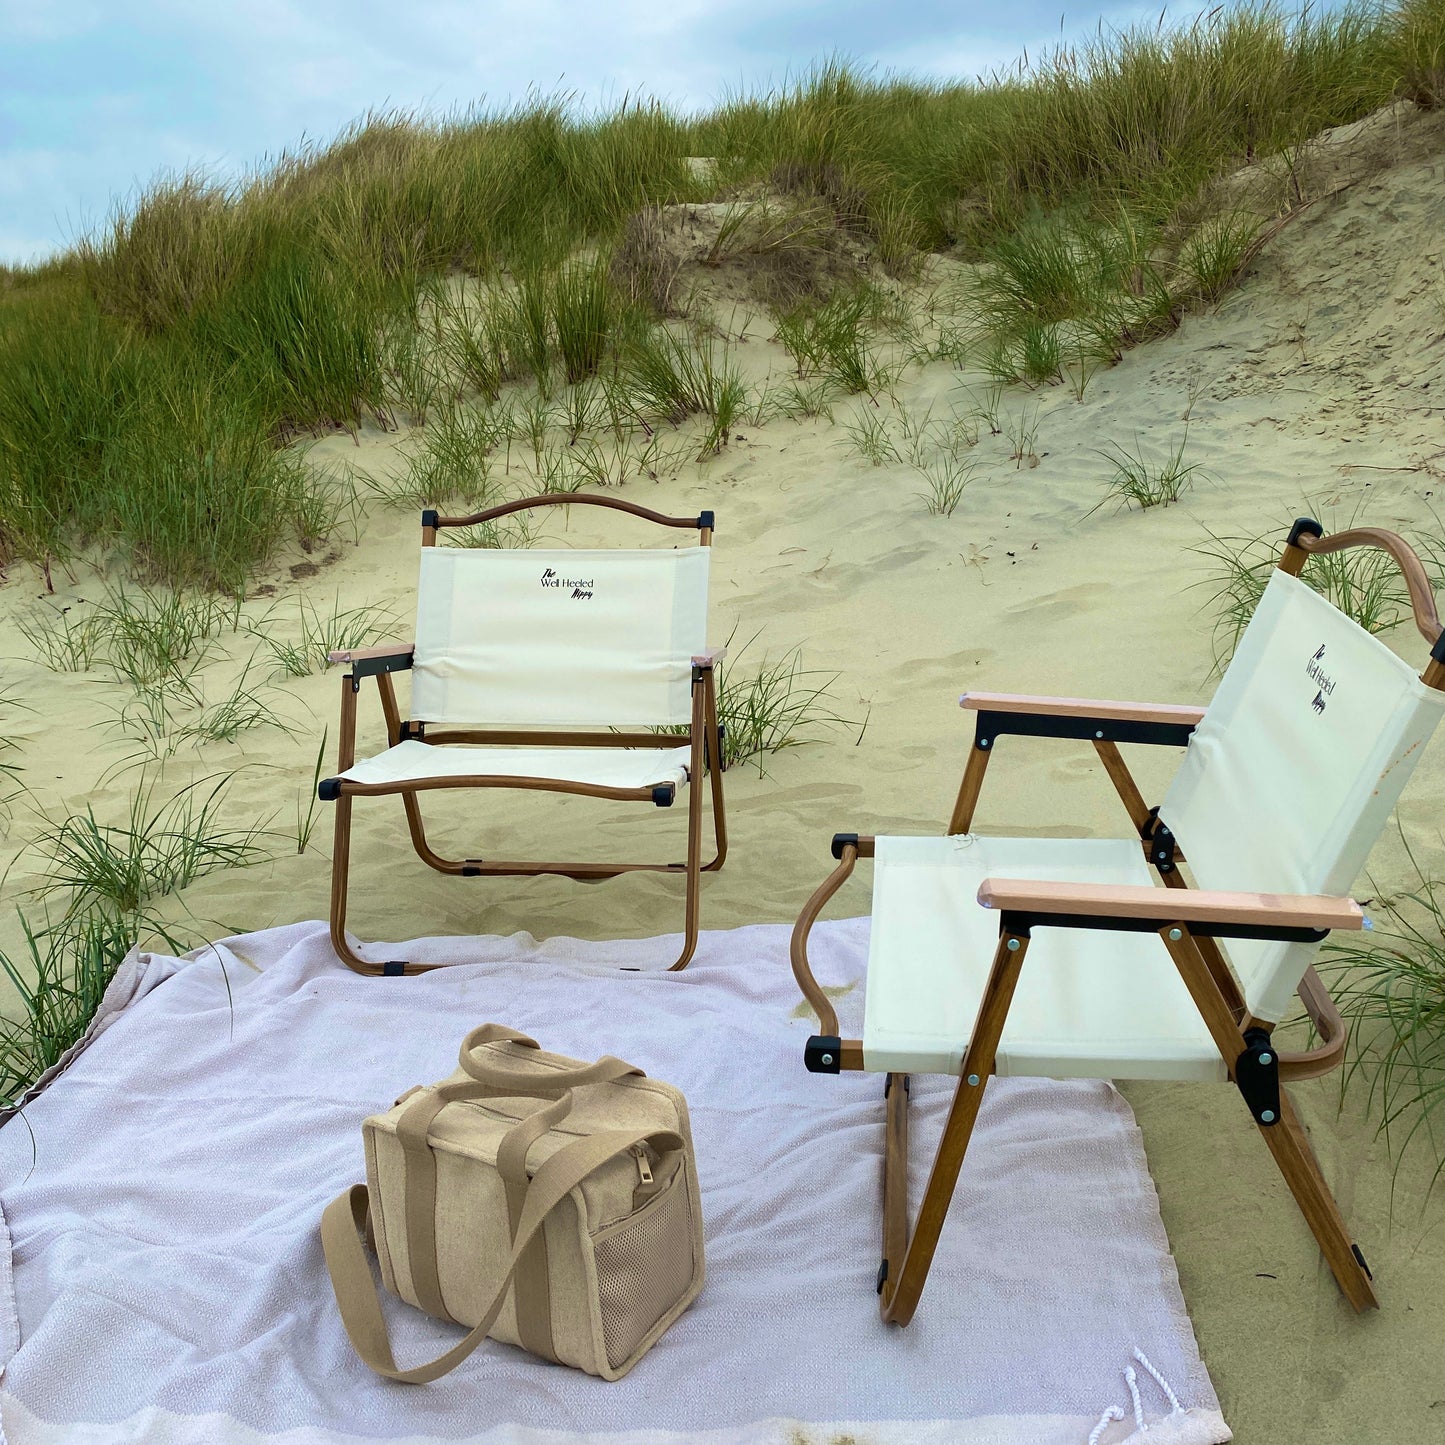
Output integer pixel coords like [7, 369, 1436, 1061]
[322, 1023, 705, 1383]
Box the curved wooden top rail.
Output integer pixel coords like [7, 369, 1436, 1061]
[428, 492, 712, 533]
[1294, 525, 1443, 647]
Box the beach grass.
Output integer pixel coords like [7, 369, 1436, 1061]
[0, 685, 23, 834]
[1096, 429, 1202, 511]
[774, 289, 892, 397]
[33, 773, 266, 924]
[2, 3, 1434, 589]
[14, 603, 106, 672]
[1395, 0, 1445, 107]
[1325, 834, 1445, 1194]
[0, 909, 136, 1110]
[1195, 510, 1445, 664]
[254, 594, 403, 678]
[715, 642, 863, 774]
[0, 768, 274, 1107]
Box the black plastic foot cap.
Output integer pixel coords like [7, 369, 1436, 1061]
[831, 832, 859, 860]
[382, 961, 407, 977]
[317, 778, 342, 801]
[652, 785, 675, 807]
[805, 1035, 843, 1073]
[1287, 516, 1324, 547]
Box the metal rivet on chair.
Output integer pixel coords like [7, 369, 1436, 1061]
[1260, 1052, 1272, 1066]
[967, 1073, 980, 1087]
[1168, 927, 1182, 940]
[1261, 1109, 1277, 1123]
[1095, 729, 1104, 739]
[821, 1052, 834, 1066]
[1007, 938, 1021, 952]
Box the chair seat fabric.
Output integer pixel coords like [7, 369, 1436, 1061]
[862, 835, 1227, 1083]
[338, 739, 692, 792]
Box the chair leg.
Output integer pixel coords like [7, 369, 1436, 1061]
[329, 796, 383, 975]
[701, 752, 728, 872]
[401, 792, 472, 873]
[880, 1063, 994, 1324]
[882, 1074, 910, 1284]
[702, 681, 728, 873]
[667, 776, 705, 971]
[1258, 1087, 1379, 1310]
[947, 742, 990, 835]
[1160, 926, 1376, 1308]
[328, 796, 440, 976]
[879, 929, 1030, 1325]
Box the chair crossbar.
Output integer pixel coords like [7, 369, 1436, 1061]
[971, 708, 1198, 750]
[995, 910, 1331, 944]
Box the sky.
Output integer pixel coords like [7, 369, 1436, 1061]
[0, 0, 1168, 265]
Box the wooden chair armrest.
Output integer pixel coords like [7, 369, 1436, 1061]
[959, 691, 1205, 726]
[976, 879, 1365, 932]
[327, 642, 416, 665]
[692, 646, 727, 668]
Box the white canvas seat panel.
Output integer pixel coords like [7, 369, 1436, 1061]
[862, 835, 1225, 1082]
[411, 547, 710, 727]
[338, 739, 692, 792]
[1161, 569, 1445, 1024]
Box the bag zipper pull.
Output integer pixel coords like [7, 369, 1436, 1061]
[633, 1145, 654, 1186]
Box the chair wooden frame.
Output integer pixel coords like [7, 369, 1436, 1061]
[791, 518, 1445, 1323]
[320, 493, 728, 977]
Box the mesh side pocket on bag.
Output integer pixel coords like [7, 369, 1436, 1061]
[593, 1174, 695, 1370]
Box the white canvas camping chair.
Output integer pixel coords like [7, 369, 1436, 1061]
[318, 493, 727, 976]
[791, 519, 1445, 1324]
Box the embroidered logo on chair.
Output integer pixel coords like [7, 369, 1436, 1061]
[540, 567, 596, 600]
[1306, 643, 1335, 714]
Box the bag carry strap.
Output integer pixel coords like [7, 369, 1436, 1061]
[495, 1091, 574, 1360]
[389, 1084, 569, 1331]
[322, 1126, 684, 1384]
[458, 1024, 644, 1090]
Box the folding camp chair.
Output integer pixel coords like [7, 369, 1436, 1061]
[791, 519, 1445, 1322]
[318, 493, 727, 975]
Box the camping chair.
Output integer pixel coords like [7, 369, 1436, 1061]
[318, 493, 727, 976]
[791, 519, 1445, 1323]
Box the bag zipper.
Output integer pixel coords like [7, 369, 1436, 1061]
[632, 1145, 654, 1186]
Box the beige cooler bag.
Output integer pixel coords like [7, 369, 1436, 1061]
[322, 1023, 705, 1383]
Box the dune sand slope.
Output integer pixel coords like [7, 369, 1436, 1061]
[3, 101, 1445, 1442]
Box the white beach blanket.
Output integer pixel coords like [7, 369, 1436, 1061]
[0, 919, 1228, 1445]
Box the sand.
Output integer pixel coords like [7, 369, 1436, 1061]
[3, 101, 1444, 1441]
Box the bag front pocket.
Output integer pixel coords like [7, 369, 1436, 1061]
[590, 1166, 698, 1371]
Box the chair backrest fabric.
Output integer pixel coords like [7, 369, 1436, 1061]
[1160, 568, 1445, 1023]
[411, 546, 710, 727]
